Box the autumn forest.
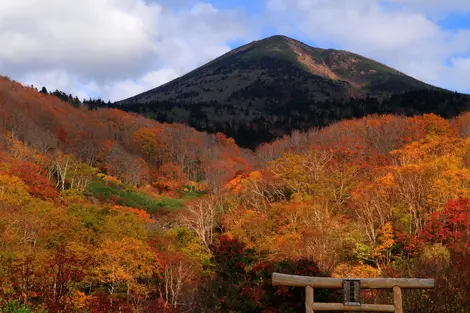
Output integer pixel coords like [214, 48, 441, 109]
[0, 75, 469, 313]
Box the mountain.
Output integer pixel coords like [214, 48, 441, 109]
[117, 35, 470, 148]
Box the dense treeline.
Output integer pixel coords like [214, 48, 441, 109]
[34, 84, 113, 110]
[122, 89, 470, 148]
[0, 76, 469, 312]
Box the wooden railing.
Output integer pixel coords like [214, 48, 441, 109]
[272, 273, 434, 313]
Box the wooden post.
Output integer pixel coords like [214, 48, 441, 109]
[272, 273, 433, 312]
[393, 286, 403, 313]
[310, 303, 395, 312]
[305, 286, 314, 313]
[312, 302, 395, 313]
[272, 273, 435, 289]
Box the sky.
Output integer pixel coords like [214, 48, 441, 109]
[0, 0, 469, 101]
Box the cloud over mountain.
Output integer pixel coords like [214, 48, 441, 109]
[266, 0, 470, 93]
[0, 0, 253, 100]
[0, 0, 469, 100]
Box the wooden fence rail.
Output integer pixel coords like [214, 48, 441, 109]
[272, 273, 434, 313]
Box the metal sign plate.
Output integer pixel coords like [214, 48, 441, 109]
[343, 279, 361, 306]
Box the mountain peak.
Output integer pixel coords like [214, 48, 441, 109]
[254, 34, 304, 46]
[254, 34, 311, 46]
[119, 35, 434, 106]
[116, 35, 444, 147]
[208, 35, 413, 90]
[225, 34, 320, 59]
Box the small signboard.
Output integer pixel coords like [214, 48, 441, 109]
[343, 279, 361, 306]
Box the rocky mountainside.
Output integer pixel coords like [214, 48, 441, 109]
[117, 35, 469, 148]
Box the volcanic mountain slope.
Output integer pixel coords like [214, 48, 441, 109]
[120, 35, 433, 104]
[117, 35, 470, 148]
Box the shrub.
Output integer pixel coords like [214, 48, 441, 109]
[86, 179, 183, 213]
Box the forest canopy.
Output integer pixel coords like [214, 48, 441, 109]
[0, 76, 469, 312]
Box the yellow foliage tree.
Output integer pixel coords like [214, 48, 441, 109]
[94, 238, 156, 301]
[373, 222, 395, 268]
[0, 174, 31, 205]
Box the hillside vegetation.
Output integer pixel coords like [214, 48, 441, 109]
[116, 35, 470, 148]
[0, 77, 469, 313]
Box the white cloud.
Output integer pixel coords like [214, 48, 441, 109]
[266, 0, 470, 93]
[441, 57, 470, 91]
[0, 0, 253, 101]
[103, 68, 179, 101]
[2, 0, 469, 101]
[22, 70, 73, 92]
[386, 0, 470, 14]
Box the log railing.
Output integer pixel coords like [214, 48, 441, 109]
[272, 273, 434, 313]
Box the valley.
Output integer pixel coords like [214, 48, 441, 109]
[0, 36, 469, 313]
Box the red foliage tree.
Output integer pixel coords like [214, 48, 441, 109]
[9, 161, 58, 199]
[417, 199, 470, 254]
